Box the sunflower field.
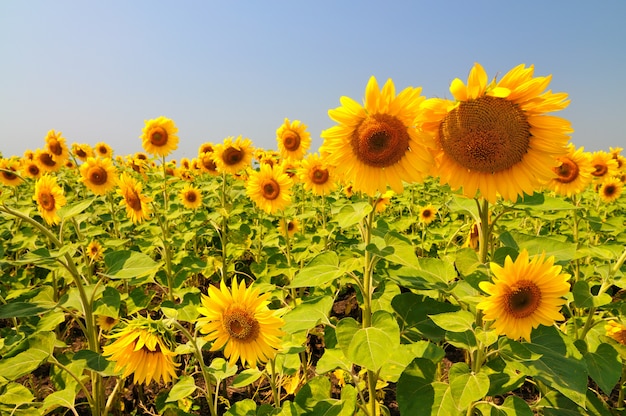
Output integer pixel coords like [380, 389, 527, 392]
[1, 63, 625, 416]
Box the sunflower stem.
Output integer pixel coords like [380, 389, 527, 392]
[476, 198, 491, 264]
[362, 201, 378, 416]
[220, 172, 229, 280]
[269, 358, 281, 407]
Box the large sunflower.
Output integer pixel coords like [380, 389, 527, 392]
[102, 318, 178, 384]
[320, 76, 433, 197]
[33, 174, 67, 225]
[477, 249, 570, 341]
[116, 172, 153, 224]
[276, 118, 311, 161]
[590, 150, 619, 181]
[44, 130, 70, 164]
[298, 153, 337, 196]
[544, 143, 594, 197]
[179, 183, 203, 209]
[141, 116, 179, 157]
[418, 63, 572, 203]
[0, 158, 23, 186]
[79, 157, 117, 195]
[245, 163, 293, 214]
[196, 279, 285, 367]
[213, 136, 254, 175]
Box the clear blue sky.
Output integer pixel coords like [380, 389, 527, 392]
[1, 0, 625, 160]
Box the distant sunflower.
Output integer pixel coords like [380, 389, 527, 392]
[116, 172, 153, 224]
[418, 204, 438, 225]
[179, 183, 203, 209]
[276, 118, 311, 161]
[245, 163, 293, 214]
[71, 143, 94, 162]
[102, 318, 178, 384]
[198, 152, 219, 175]
[196, 279, 285, 367]
[544, 144, 594, 197]
[44, 130, 70, 164]
[79, 157, 117, 195]
[279, 218, 300, 238]
[280, 159, 300, 182]
[298, 153, 336, 196]
[320, 76, 433, 197]
[598, 177, 623, 203]
[590, 151, 619, 181]
[21, 158, 42, 179]
[87, 240, 104, 262]
[477, 249, 570, 341]
[374, 190, 394, 213]
[23, 149, 35, 161]
[33, 174, 67, 225]
[34, 149, 62, 173]
[0, 158, 23, 186]
[418, 63, 572, 203]
[198, 142, 215, 155]
[94, 142, 113, 159]
[213, 136, 254, 174]
[141, 116, 179, 157]
[96, 315, 119, 332]
[605, 320, 626, 345]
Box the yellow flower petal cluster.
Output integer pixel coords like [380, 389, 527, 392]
[33, 174, 67, 225]
[276, 118, 311, 161]
[544, 143, 594, 197]
[245, 163, 293, 214]
[213, 136, 254, 175]
[79, 157, 118, 195]
[298, 153, 337, 196]
[141, 116, 179, 157]
[0, 158, 23, 186]
[116, 172, 153, 224]
[418, 204, 438, 225]
[605, 320, 626, 345]
[179, 183, 203, 209]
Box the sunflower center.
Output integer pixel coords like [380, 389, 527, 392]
[88, 166, 108, 185]
[439, 96, 531, 173]
[287, 221, 296, 232]
[592, 163, 608, 177]
[40, 153, 57, 167]
[223, 148, 243, 166]
[185, 191, 197, 203]
[75, 148, 87, 158]
[40, 193, 56, 211]
[422, 209, 433, 219]
[553, 158, 579, 183]
[2, 169, 17, 180]
[149, 127, 169, 147]
[28, 164, 41, 176]
[506, 280, 542, 318]
[201, 154, 217, 171]
[97, 146, 109, 155]
[261, 179, 280, 200]
[126, 190, 143, 211]
[223, 307, 260, 343]
[351, 113, 410, 168]
[282, 131, 301, 152]
[311, 167, 329, 184]
[48, 140, 63, 156]
[603, 184, 617, 197]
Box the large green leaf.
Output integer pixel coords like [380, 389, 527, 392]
[397, 358, 458, 416]
[103, 250, 160, 279]
[448, 363, 490, 410]
[333, 202, 372, 229]
[281, 295, 334, 334]
[475, 395, 533, 416]
[0, 301, 51, 319]
[584, 343, 621, 395]
[0, 382, 34, 405]
[345, 311, 400, 372]
[0, 332, 55, 380]
[166, 375, 197, 403]
[429, 310, 475, 333]
[572, 281, 612, 308]
[289, 251, 343, 288]
[499, 231, 578, 262]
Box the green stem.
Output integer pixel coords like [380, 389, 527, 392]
[362, 202, 377, 416]
[220, 172, 228, 279]
[618, 359, 626, 408]
[269, 358, 281, 407]
[49, 356, 95, 410]
[476, 198, 490, 264]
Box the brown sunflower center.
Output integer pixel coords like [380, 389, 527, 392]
[149, 127, 169, 147]
[39, 153, 57, 167]
[603, 184, 617, 197]
[592, 163, 608, 177]
[184, 191, 198, 203]
[311, 167, 329, 184]
[75, 148, 87, 158]
[2, 169, 17, 180]
[287, 221, 296, 232]
[422, 209, 433, 219]
[506, 280, 542, 318]
[223, 147, 244, 166]
[439, 96, 531, 173]
[282, 131, 301, 152]
[351, 113, 410, 168]
[553, 157, 579, 183]
[126, 190, 143, 211]
[88, 166, 108, 185]
[261, 179, 280, 200]
[223, 307, 260, 343]
[48, 139, 63, 156]
[28, 164, 41, 176]
[201, 154, 218, 171]
[39, 192, 56, 211]
[97, 146, 109, 156]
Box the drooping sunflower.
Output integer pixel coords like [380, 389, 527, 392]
[320, 76, 434, 197]
[276, 118, 312, 161]
[87, 240, 104, 262]
[79, 157, 118, 195]
[0, 158, 23, 186]
[33, 174, 67, 225]
[34, 149, 62, 173]
[116, 172, 153, 224]
[196, 279, 285, 367]
[477, 249, 570, 341]
[418, 204, 438, 225]
[417, 63, 572, 203]
[544, 144, 594, 197]
[590, 150, 619, 181]
[44, 130, 70, 164]
[213, 136, 254, 175]
[102, 318, 178, 384]
[279, 218, 300, 238]
[141, 116, 179, 157]
[298, 153, 337, 196]
[598, 177, 623, 203]
[179, 183, 203, 209]
[71, 143, 94, 162]
[605, 320, 626, 345]
[245, 163, 293, 214]
[94, 142, 113, 159]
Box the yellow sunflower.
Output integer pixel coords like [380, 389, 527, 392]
[374, 190, 395, 213]
[590, 150, 619, 181]
[71, 143, 94, 161]
[477, 249, 570, 341]
[102, 318, 178, 384]
[179, 183, 203, 209]
[320, 76, 434, 197]
[96, 315, 119, 332]
[298, 153, 337, 196]
[33, 174, 67, 225]
[94, 142, 113, 159]
[418, 63, 572, 203]
[44, 130, 70, 164]
[87, 240, 104, 262]
[196, 279, 285, 367]
[79, 157, 118, 195]
[198, 152, 220, 175]
[21, 158, 42, 179]
[213, 136, 254, 175]
[605, 320, 626, 345]
[198, 142, 215, 155]
[141, 116, 179, 157]
[245, 163, 293, 214]
[0, 158, 23, 186]
[418, 204, 438, 225]
[279, 218, 300, 238]
[598, 177, 623, 203]
[544, 144, 594, 197]
[34, 149, 62, 173]
[116, 172, 153, 224]
[276, 118, 312, 161]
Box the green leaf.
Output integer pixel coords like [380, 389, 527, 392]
[429, 310, 475, 333]
[397, 358, 457, 416]
[379, 341, 444, 383]
[93, 285, 121, 318]
[0, 301, 51, 319]
[333, 202, 372, 229]
[42, 388, 76, 414]
[103, 250, 160, 279]
[392, 292, 459, 341]
[335, 317, 360, 354]
[224, 398, 257, 415]
[289, 251, 343, 288]
[208, 357, 238, 382]
[0, 382, 34, 405]
[448, 363, 490, 410]
[58, 199, 93, 220]
[369, 231, 421, 268]
[499, 231, 577, 262]
[346, 311, 400, 372]
[294, 376, 332, 411]
[282, 295, 334, 334]
[584, 343, 622, 394]
[475, 395, 533, 416]
[0, 332, 55, 380]
[572, 281, 612, 308]
[315, 348, 353, 375]
[166, 375, 197, 403]
[73, 350, 116, 375]
[231, 368, 263, 388]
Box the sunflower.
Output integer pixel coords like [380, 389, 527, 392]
[116, 172, 153, 224]
[0, 158, 23, 186]
[605, 320, 626, 345]
[298, 153, 337, 196]
[279, 218, 300, 238]
[598, 177, 623, 203]
[196, 279, 285, 367]
[463, 223, 480, 250]
[320, 76, 433, 197]
[94, 142, 113, 159]
[44, 130, 70, 164]
[590, 150, 619, 181]
[71, 143, 94, 161]
[141, 116, 179, 157]
[374, 190, 394, 213]
[34, 149, 62, 173]
[418, 204, 438, 225]
[213, 136, 254, 174]
[417, 63, 572, 203]
[280, 159, 300, 182]
[477, 249, 570, 341]
[544, 144, 594, 197]
[21, 158, 42, 179]
[245, 163, 293, 214]
[87, 240, 104, 262]
[179, 183, 203, 209]
[198, 142, 215, 155]
[102, 318, 178, 384]
[33, 174, 67, 225]
[23, 149, 35, 161]
[96, 315, 119, 332]
[276, 118, 311, 161]
[198, 152, 219, 175]
[79, 157, 117, 195]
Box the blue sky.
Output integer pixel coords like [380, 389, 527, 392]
[1, 0, 625, 161]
